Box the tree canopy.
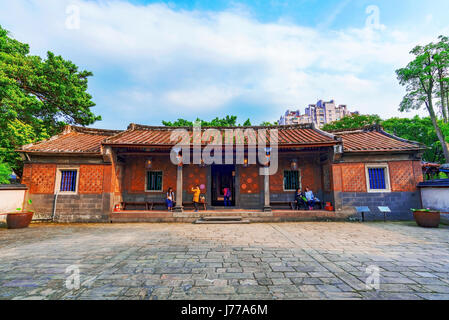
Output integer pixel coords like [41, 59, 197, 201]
[396, 35, 449, 162]
[162, 115, 252, 127]
[321, 114, 382, 131]
[0, 26, 100, 182]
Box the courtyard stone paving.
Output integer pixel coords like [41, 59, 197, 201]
[0, 221, 449, 300]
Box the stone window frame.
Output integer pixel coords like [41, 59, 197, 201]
[365, 163, 391, 193]
[145, 170, 164, 192]
[283, 169, 302, 192]
[54, 166, 80, 195]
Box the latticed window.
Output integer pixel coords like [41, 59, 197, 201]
[147, 171, 163, 191]
[284, 170, 300, 191]
[367, 167, 386, 190]
[60, 170, 77, 192]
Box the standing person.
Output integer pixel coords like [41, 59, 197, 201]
[304, 187, 318, 210]
[191, 185, 201, 212]
[166, 187, 175, 211]
[223, 186, 231, 207]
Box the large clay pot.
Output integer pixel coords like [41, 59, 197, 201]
[413, 211, 440, 228]
[6, 211, 34, 229]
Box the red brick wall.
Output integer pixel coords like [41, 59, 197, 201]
[124, 156, 177, 194]
[389, 161, 422, 192]
[22, 163, 115, 195]
[341, 163, 366, 192]
[331, 160, 423, 193]
[79, 165, 104, 194]
[22, 164, 56, 194]
[269, 157, 322, 193]
[184, 165, 207, 194]
[240, 165, 260, 194]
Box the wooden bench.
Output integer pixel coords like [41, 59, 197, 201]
[270, 200, 324, 210]
[183, 201, 207, 211]
[148, 201, 208, 211]
[120, 201, 152, 210]
[270, 201, 295, 210]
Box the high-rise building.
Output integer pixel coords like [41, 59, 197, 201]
[278, 100, 358, 127]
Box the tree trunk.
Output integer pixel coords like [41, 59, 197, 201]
[437, 71, 448, 122]
[427, 97, 449, 163]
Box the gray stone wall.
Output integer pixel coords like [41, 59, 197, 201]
[335, 191, 421, 221]
[26, 193, 112, 222]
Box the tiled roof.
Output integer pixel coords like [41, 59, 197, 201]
[102, 123, 339, 147]
[20, 126, 121, 154]
[20, 123, 424, 155]
[334, 125, 425, 152]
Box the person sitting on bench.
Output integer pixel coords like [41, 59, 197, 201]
[294, 188, 307, 210]
[304, 187, 319, 210]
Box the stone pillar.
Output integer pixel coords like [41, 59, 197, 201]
[174, 165, 183, 212]
[263, 166, 271, 212]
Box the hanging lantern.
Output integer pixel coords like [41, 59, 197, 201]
[145, 157, 153, 169]
[264, 147, 272, 166]
[291, 159, 298, 170]
[243, 158, 249, 168]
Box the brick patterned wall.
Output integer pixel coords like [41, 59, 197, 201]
[270, 157, 321, 193]
[79, 165, 104, 194]
[331, 164, 342, 192]
[124, 156, 177, 194]
[341, 163, 366, 192]
[389, 161, 421, 192]
[27, 164, 56, 194]
[184, 165, 207, 194]
[332, 160, 423, 193]
[413, 160, 424, 184]
[240, 165, 260, 194]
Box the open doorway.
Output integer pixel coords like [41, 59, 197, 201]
[211, 165, 236, 207]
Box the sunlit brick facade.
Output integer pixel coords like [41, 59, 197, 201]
[19, 124, 425, 222]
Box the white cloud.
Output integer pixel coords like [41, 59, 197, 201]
[1, 0, 447, 127]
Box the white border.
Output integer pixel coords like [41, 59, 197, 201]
[365, 163, 391, 193]
[54, 166, 80, 195]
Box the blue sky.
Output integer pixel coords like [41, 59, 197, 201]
[2, 0, 449, 129]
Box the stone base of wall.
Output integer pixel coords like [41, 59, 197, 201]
[26, 193, 112, 223]
[109, 209, 354, 223]
[335, 191, 421, 221]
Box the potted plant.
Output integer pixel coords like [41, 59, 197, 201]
[411, 208, 440, 228]
[6, 200, 34, 229]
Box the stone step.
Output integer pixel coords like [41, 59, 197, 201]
[201, 216, 243, 221]
[194, 219, 250, 224]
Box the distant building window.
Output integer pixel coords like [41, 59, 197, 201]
[365, 164, 390, 192]
[55, 167, 79, 194]
[284, 170, 301, 191]
[146, 171, 163, 191]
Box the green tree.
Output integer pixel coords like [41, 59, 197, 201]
[0, 160, 11, 184]
[321, 114, 382, 131]
[259, 121, 277, 126]
[163, 115, 251, 127]
[382, 116, 446, 163]
[396, 36, 449, 162]
[0, 26, 100, 180]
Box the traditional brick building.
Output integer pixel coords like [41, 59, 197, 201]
[18, 124, 425, 222]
